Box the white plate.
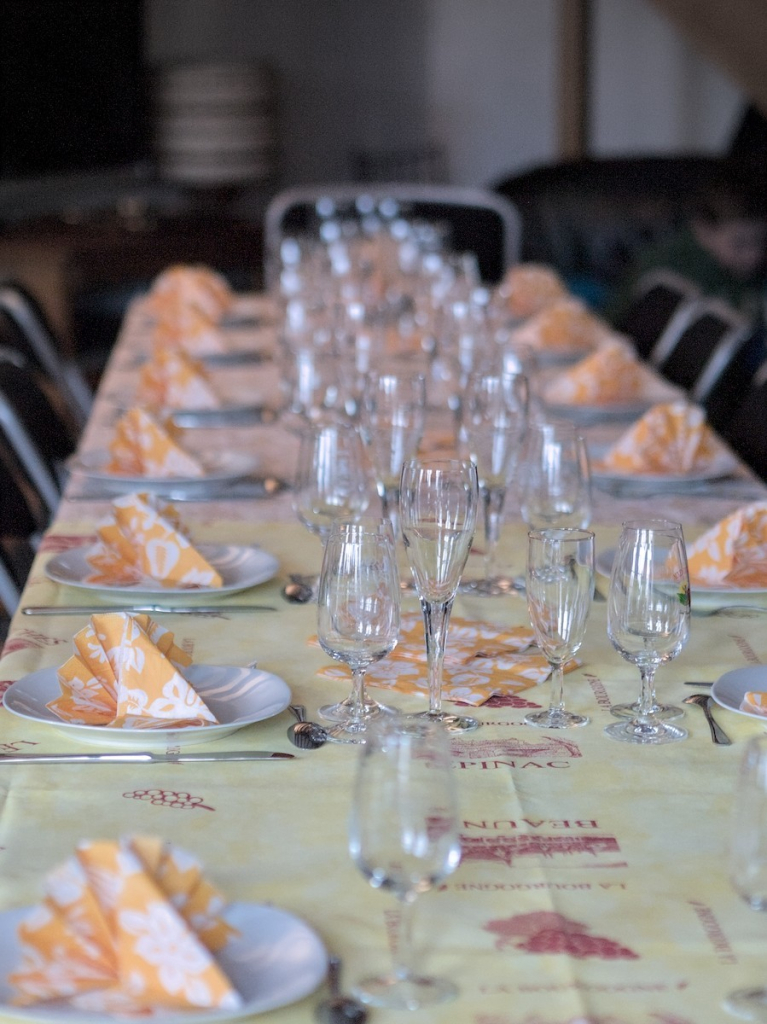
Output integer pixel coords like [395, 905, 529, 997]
[590, 448, 739, 487]
[3, 665, 291, 749]
[45, 544, 279, 598]
[67, 450, 258, 494]
[712, 666, 767, 721]
[596, 548, 767, 610]
[0, 901, 326, 1022]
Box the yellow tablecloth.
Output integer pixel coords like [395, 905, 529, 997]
[0, 294, 765, 1023]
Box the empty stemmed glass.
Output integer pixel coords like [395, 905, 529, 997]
[460, 371, 529, 594]
[725, 735, 767, 1021]
[359, 371, 427, 540]
[519, 420, 592, 530]
[349, 717, 461, 1010]
[291, 422, 371, 595]
[606, 519, 690, 744]
[317, 519, 400, 742]
[525, 528, 594, 729]
[399, 458, 479, 731]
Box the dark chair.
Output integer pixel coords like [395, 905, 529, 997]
[264, 183, 522, 290]
[0, 352, 77, 518]
[0, 279, 93, 431]
[614, 268, 701, 359]
[649, 297, 754, 402]
[0, 445, 48, 619]
[720, 360, 767, 482]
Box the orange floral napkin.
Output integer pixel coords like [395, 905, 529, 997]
[48, 612, 219, 729]
[147, 263, 234, 321]
[106, 407, 205, 478]
[314, 613, 576, 705]
[510, 298, 615, 353]
[686, 502, 767, 588]
[85, 492, 223, 589]
[596, 402, 724, 475]
[741, 691, 767, 715]
[152, 299, 230, 356]
[543, 338, 643, 405]
[9, 835, 241, 1014]
[498, 263, 569, 319]
[138, 348, 222, 410]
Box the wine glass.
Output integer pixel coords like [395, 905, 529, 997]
[524, 528, 594, 729]
[725, 735, 767, 1020]
[359, 371, 427, 540]
[316, 519, 401, 742]
[291, 423, 371, 594]
[605, 519, 690, 744]
[349, 717, 461, 1009]
[519, 420, 592, 530]
[460, 371, 529, 594]
[399, 458, 479, 732]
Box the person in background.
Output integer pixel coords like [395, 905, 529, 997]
[606, 158, 767, 329]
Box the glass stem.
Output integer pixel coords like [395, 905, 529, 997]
[422, 598, 452, 715]
[392, 895, 417, 981]
[382, 485, 401, 542]
[549, 661, 565, 713]
[638, 666, 657, 717]
[483, 485, 505, 580]
[349, 666, 368, 723]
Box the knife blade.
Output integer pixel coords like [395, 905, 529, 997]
[0, 750, 294, 764]
[22, 604, 276, 616]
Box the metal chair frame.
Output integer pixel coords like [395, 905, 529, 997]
[0, 281, 92, 430]
[263, 183, 522, 291]
[649, 296, 754, 403]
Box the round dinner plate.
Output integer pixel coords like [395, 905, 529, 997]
[0, 901, 327, 1022]
[45, 543, 279, 599]
[66, 450, 258, 494]
[3, 665, 291, 749]
[596, 548, 767, 610]
[589, 448, 739, 487]
[712, 666, 767, 722]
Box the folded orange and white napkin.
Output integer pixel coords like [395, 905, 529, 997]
[543, 338, 644, 405]
[510, 298, 615, 353]
[9, 835, 241, 1014]
[596, 402, 723, 475]
[313, 614, 577, 705]
[48, 612, 219, 729]
[86, 492, 222, 589]
[138, 348, 222, 410]
[686, 502, 767, 588]
[498, 263, 570, 320]
[106, 407, 205, 478]
[147, 263, 234, 321]
[152, 299, 230, 356]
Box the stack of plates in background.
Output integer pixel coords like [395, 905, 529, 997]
[154, 60, 277, 187]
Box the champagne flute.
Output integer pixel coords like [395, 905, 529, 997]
[291, 423, 371, 594]
[399, 458, 479, 732]
[460, 371, 529, 594]
[524, 528, 594, 729]
[317, 519, 401, 742]
[725, 735, 767, 1020]
[519, 420, 592, 530]
[359, 371, 427, 540]
[605, 519, 690, 744]
[349, 717, 461, 1009]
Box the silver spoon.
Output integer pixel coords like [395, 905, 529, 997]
[682, 693, 732, 745]
[283, 581, 315, 603]
[315, 955, 368, 1024]
[287, 704, 329, 750]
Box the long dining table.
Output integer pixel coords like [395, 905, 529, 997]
[1, 291, 767, 1024]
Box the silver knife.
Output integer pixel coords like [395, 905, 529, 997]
[0, 750, 294, 764]
[22, 604, 276, 616]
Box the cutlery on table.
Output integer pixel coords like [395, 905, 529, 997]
[682, 693, 732, 745]
[0, 750, 294, 764]
[287, 703, 329, 750]
[169, 407, 277, 428]
[684, 680, 714, 686]
[692, 605, 767, 617]
[315, 955, 368, 1024]
[66, 477, 289, 502]
[22, 604, 277, 616]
